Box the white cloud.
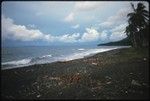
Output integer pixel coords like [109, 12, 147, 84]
[71, 24, 80, 29]
[99, 8, 131, 28]
[2, 15, 46, 41]
[80, 28, 100, 42]
[64, 1, 110, 23]
[74, 2, 102, 11]
[79, 27, 108, 42]
[64, 12, 74, 22]
[27, 24, 36, 28]
[2, 15, 81, 43]
[100, 30, 108, 41]
[109, 23, 127, 41]
[2, 15, 128, 44]
[59, 33, 80, 43]
[111, 23, 127, 32]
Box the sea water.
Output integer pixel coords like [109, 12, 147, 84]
[1, 45, 130, 70]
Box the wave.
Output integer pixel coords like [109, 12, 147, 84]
[78, 48, 85, 51]
[2, 46, 130, 70]
[2, 54, 53, 70]
[41, 54, 52, 58]
[63, 48, 118, 61]
[2, 58, 31, 66]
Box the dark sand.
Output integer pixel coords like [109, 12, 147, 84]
[1, 47, 149, 100]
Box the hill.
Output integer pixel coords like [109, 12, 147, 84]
[98, 38, 131, 46]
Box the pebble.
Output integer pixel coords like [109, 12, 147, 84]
[37, 94, 41, 98]
[26, 70, 30, 72]
[129, 72, 133, 75]
[106, 81, 111, 84]
[37, 86, 40, 90]
[143, 58, 147, 61]
[59, 92, 63, 95]
[105, 76, 111, 80]
[92, 62, 98, 65]
[131, 80, 141, 86]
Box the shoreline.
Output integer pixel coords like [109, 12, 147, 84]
[2, 47, 149, 99]
[2, 46, 130, 70]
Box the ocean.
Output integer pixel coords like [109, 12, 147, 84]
[1, 45, 130, 70]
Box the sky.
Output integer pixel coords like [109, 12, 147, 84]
[1, 1, 149, 47]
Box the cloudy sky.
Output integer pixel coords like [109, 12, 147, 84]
[2, 1, 149, 46]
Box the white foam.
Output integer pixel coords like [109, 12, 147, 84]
[2, 46, 131, 70]
[63, 47, 124, 61]
[78, 48, 85, 51]
[2, 58, 31, 66]
[41, 54, 52, 58]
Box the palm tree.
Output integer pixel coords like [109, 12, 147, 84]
[126, 2, 149, 48]
[125, 24, 137, 47]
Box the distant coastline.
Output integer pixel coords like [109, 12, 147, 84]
[98, 38, 131, 46]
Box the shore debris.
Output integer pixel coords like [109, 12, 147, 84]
[43, 75, 48, 79]
[69, 73, 81, 83]
[36, 94, 41, 98]
[125, 91, 128, 94]
[131, 80, 141, 86]
[26, 70, 31, 72]
[92, 62, 98, 65]
[91, 86, 102, 91]
[59, 92, 63, 95]
[129, 72, 133, 75]
[106, 81, 111, 84]
[48, 77, 60, 80]
[32, 82, 38, 86]
[143, 58, 147, 61]
[105, 76, 111, 80]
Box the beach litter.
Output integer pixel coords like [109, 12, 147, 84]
[143, 58, 147, 61]
[43, 75, 48, 79]
[36, 94, 41, 98]
[129, 72, 133, 75]
[106, 81, 111, 84]
[59, 92, 63, 95]
[92, 62, 98, 65]
[131, 80, 141, 86]
[105, 76, 111, 80]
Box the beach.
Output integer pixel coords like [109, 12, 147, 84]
[1, 47, 149, 100]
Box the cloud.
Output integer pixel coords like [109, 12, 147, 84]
[64, 12, 74, 22]
[59, 33, 80, 43]
[71, 24, 80, 29]
[109, 23, 127, 41]
[2, 15, 81, 43]
[80, 28, 100, 42]
[27, 24, 36, 28]
[74, 2, 102, 11]
[80, 27, 109, 42]
[64, 1, 110, 23]
[2, 15, 46, 41]
[2, 15, 127, 44]
[100, 30, 108, 41]
[99, 8, 131, 28]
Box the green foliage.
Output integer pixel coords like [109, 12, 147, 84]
[125, 2, 149, 48]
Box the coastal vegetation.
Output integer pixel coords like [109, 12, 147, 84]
[99, 2, 149, 48]
[125, 2, 149, 48]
